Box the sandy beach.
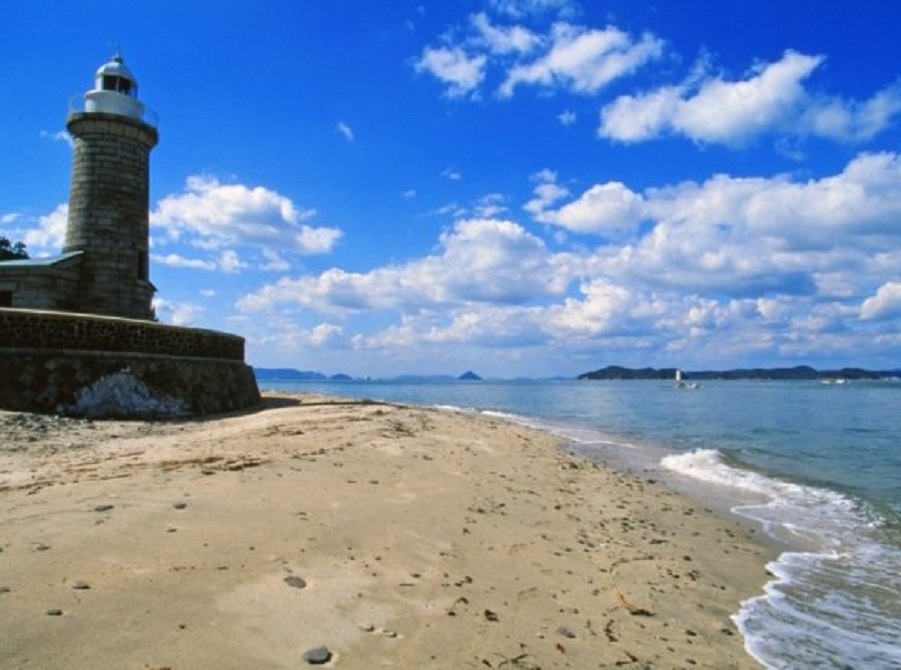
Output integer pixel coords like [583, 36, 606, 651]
[0, 393, 771, 669]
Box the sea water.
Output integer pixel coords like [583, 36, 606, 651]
[260, 377, 901, 669]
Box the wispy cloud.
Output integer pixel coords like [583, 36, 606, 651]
[336, 121, 355, 142]
[557, 109, 577, 125]
[39, 129, 73, 148]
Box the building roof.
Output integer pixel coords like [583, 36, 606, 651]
[0, 251, 83, 269]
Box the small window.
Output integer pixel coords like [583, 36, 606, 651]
[0, 291, 12, 307]
[118, 78, 132, 95]
[102, 74, 117, 91]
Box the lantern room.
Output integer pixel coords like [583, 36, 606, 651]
[83, 53, 145, 120]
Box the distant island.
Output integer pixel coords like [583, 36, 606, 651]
[254, 368, 484, 382]
[578, 365, 900, 381]
[254, 365, 899, 384]
[254, 368, 332, 381]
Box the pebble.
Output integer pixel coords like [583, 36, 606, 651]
[302, 646, 332, 665]
[94, 504, 114, 512]
[0, 586, 11, 594]
[71, 581, 91, 590]
[173, 502, 188, 510]
[46, 608, 63, 616]
[284, 575, 307, 589]
[557, 625, 577, 639]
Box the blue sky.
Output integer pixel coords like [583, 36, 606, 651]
[4, 0, 901, 378]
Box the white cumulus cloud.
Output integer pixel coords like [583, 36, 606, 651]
[500, 23, 664, 97]
[599, 50, 901, 146]
[600, 51, 822, 145]
[414, 46, 487, 98]
[416, 15, 662, 101]
[535, 181, 646, 235]
[237, 218, 576, 314]
[151, 175, 342, 270]
[23, 204, 68, 255]
[861, 282, 901, 320]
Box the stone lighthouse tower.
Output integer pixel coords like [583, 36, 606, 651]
[63, 53, 157, 320]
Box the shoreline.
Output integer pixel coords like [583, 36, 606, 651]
[1, 392, 772, 668]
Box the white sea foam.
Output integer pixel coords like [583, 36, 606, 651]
[432, 403, 468, 413]
[662, 448, 901, 669]
[480, 409, 524, 421]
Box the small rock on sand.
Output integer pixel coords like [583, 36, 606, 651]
[557, 625, 577, 639]
[302, 646, 332, 664]
[284, 575, 307, 589]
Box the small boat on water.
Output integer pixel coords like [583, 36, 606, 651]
[675, 369, 699, 389]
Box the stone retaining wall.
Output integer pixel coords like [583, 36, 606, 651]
[0, 308, 245, 360]
[0, 309, 260, 418]
[0, 351, 260, 418]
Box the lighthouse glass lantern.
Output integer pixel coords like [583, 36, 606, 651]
[83, 53, 145, 120]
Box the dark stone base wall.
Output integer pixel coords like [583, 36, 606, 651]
[0, 351, 261, 418]
[0, 309, 261, 418]
[0, 309, 246, 360]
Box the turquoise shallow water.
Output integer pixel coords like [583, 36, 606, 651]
[260, 377, 901, 669]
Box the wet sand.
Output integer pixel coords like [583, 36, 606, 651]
[0, 393, 770, 669]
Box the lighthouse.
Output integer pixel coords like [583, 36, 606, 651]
[63, 53, 158, 320]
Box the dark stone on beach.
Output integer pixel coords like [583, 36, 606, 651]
[484, 609, 499, 622]
[302, 646, 332, 664]
[0, 586, 11, 594]
[35, 543, 51, 551]
[284, 575, 307, 589]
[71, 581, 91, 590]
[173, 501, 188, 510]
[46, 608, 63, 616]
[557, 625, 577, 639]
[94, 504, 114, 512]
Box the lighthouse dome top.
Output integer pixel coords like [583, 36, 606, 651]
[94, 53, 138, 97]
